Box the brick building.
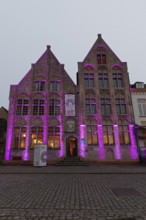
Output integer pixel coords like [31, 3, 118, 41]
[5, 34, 139, 163]
[0, 106, 8, 162]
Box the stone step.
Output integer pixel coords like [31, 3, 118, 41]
[56, 157, 89, 166]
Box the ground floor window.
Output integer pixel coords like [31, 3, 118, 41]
[103, 125, 114, 145]
[31, 127, 43, 148]
[13, 127, 26, 149]
[119, 125, 130, 145]
[87, 125, 98, 145]
[48, 126, 60, 149]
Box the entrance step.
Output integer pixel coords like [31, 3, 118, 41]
[56, 157, 89, 166]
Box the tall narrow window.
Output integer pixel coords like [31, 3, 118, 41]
[97, 54, 106, 64]
[101, 98, 111, 114]
[84, 73, 94, 88]
[99, 73, 108, 88]
[50, 81, 60, 92]
[85, 98, 96, 114]
[119, 125, 130, 145]
[33, 99, 44, 115]
[48, 126, 60, 149]
[87, 125, 98, 145]
[49, 99, 60, 115]
[116, 99, 126, 114]
[31, 127, 43, 148]
[13, 127, 26, 149]
[113, 73, 123, 88]
[138, 99, 146, 116]
[103, 124, 114, 145]
[16, 99, 28, 115]
[34, 81, 45, 91]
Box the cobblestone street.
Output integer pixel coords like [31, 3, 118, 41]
[0, 166, 146, 220]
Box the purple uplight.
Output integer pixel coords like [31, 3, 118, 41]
[80, 125, 86, 157]
[112, 63, 122, 69]
[129, 125, 138, 160]
[98, 125, 105, 160]
[84, 64, 95, 69]
[114, 125, 121, 160]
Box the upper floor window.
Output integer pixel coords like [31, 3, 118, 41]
[116, 99, 126, 114]
[113, 73, 123, 88]
[34, 81, 45, 91]
[99, 73, 108, 88]
[101, 98, 111, 115]
[84, 73, 94, 88]
[138, 99, 146, 116]
[85, 98, 96, 114]
[33, 99, 44, 115]
[136, 82, 144, 88]
[16, 99, 28, 115]
[50, 81, 60, 92]
[49, 99, 60, 116]
[97, 54, 106, 64]
[31, 126, 43, 148]
[13, 127, 26, 150]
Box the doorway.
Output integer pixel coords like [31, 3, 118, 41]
[66, 137, 77, 157]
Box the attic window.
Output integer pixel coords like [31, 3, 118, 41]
[34, 81, 45, 91]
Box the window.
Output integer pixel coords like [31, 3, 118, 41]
[48, 126, 60, 149]
[136, 83, 144, 88]
[138, 99, 146, 116]
[16, 99, 28, 115]
[103, 125, 114, 145]
[87, 125, 98, 145]
[99, 73, 108, 88]
[97, 54, 106, 64]
[50, 81, 60, 91]
[85, 98, 96, 114]
[101, 98, 111, 114]
[116, 99, 126, 114]
[113, 73, 123, 88]
[13, 127, 26, 149]
[84, 73, 94, 88]
[34, 81, 45, 91]
[119, 125, 130, 145]
[33, 99, 44, 115]
[31, 127, 43, 148]
[49, 99, 60, 115]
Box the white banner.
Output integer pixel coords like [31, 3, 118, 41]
[65, 94, 75, 116]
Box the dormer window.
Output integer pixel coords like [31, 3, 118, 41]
[136, 82, 144, 88]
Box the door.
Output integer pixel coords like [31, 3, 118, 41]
[66, 137, 77, 157]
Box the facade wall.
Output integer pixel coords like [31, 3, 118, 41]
[5, 35, 139, 162]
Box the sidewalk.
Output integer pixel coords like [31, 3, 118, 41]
[0, 163, 146, 174]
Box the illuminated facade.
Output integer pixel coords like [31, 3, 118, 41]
[5, 34, 139, 162]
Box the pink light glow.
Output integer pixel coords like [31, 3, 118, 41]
[114, 125, 121, 160]
[84, 64, 95, 69]
[98, 125, 105, 160]
[80, 125, 86, 157]
[112, 63, 122, 68]
[129, 125, 138, 160]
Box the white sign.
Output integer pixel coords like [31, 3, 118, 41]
[33, 145, 47, 167]
[65, 94, 75, 116]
